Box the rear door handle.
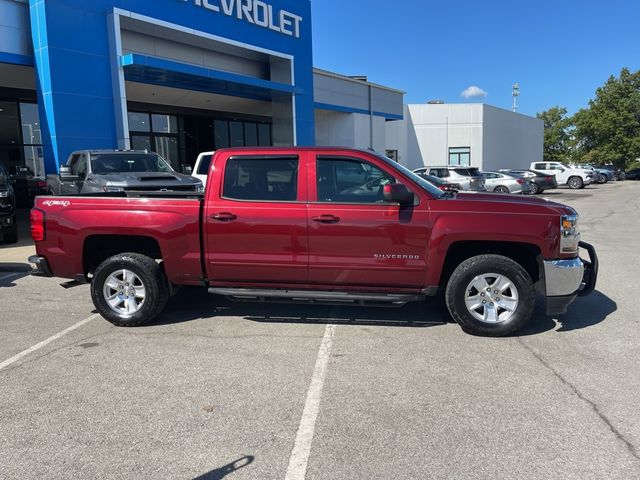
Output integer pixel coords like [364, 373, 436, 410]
[312, 214, 340, 224]
[211, 212, 237, 222]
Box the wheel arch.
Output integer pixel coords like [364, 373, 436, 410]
[83, 235, 163, 277]
[438, 241, 543, 289]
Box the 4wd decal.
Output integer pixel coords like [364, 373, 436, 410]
[43, 200, 71, 207]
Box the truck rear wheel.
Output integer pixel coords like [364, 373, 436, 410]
[91, 253, 169, 327]
[445, 254, 535, 337]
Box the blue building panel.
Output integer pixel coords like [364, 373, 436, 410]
[26, 0, 315, 172]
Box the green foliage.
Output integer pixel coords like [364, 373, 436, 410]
[537, 106, 573, 163]
[572, 68, 640, 169]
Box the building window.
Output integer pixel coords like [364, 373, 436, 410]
[0, 100, 44, 178]
[128, 112, 180, 169]
[449, 147, 471, 166]
[385, 150, 399, 162]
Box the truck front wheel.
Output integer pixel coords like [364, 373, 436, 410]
[445, 254, 535, 336]
[91, 253, 169, 327]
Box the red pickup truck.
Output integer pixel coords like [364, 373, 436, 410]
[29, 148, 598, 336]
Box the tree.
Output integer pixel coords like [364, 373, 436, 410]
[537, 106, 573, 163]
[572, 68, 640, 168]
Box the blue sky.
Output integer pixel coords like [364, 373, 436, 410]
[310, 0, 640, 116]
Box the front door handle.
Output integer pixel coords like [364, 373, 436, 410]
[211, 212, 237, 222]
[312, 214, 340, 224]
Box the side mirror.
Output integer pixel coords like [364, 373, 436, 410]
[182, 164, 193, 175]
[383, 183, 415, 206]
[59, 166, 76, 180]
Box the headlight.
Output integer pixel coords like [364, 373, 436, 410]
[103, 186, 124, 193]
[560, 214, 580, 254]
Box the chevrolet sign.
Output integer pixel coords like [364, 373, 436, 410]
[181, 0, 303, 38]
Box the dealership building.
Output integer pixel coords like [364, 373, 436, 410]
[386, 103, 544, 171]
[0, 0, 403, 176]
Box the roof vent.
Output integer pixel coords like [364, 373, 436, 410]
[349, 75, 368, 82]
[427, 100, 445, 104]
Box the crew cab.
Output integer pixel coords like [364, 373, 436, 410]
[530, 162, 594, 189]
[29, 148, 598, 337]
[47, 150, 203, 195]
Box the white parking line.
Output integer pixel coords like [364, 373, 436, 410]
[285, 324, 337, 480]
[0, 314, 100, 373]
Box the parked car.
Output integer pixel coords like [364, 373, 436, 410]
[530, 162, 594, 189]
[571, 164, 606, 184]
[8, 165, 48, 206]
[30, 147, 598, 337]
[481, 171, 531, 194]
[193, 151, 214, 186]
[47, 150, 203, 195]
[598, 164, 625, 181]
[413, 166, 486, 191]
[499, 169, 557, 194]
[0, 160, 18, 244]
[415, 173, 461, 191]
[625, 168, 640, 180]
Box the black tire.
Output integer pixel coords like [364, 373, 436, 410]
[445, 254, 535, 337]
[529, 182, 540, 195]
[3, 226, 18, 244]
[91, 253, 169, 327]
[567, 176, 584, 189]
[494, 186, 509, 193]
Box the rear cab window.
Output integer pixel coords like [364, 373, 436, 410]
[222, 156, 299, 202]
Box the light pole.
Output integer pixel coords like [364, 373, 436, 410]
[512, 83, 520, 112]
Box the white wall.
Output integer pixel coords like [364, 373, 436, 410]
[481, 105, 543, 171]
[0, 0, 31, 57]
[315, 110, 386, 152]
[387, 103, 543, 171]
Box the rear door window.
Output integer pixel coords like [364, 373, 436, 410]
[534, 163, 548, 170]
[223, 156, 298, 202]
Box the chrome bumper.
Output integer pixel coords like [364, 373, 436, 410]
[544, 242, 598, 315]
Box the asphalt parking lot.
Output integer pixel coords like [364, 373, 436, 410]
[1, 182, 639, 480]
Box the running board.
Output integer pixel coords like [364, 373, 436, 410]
[208, 287, 423, 306]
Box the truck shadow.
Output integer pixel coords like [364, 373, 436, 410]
[156, 287, 448, 329]
[518, 290, 617, 336]
[156, 287, 616, 334]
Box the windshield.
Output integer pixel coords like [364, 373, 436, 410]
[90, 153, 174, 174]
[370, 152, 449, 198]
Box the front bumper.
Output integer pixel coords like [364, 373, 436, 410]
[544, 241, 598, 315]
[28, 255, 54, 278]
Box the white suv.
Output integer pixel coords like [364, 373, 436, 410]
[414, 166, 486, 191]
[193, 151, 215, 186]
[530, 162, 593, 189]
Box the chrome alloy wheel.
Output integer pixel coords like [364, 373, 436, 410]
[464, 273, 519, 324]
[102, 269, 146, 316]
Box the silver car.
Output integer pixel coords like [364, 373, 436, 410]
[413, 166, 486, 191]
[481, 171, 531, 194]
